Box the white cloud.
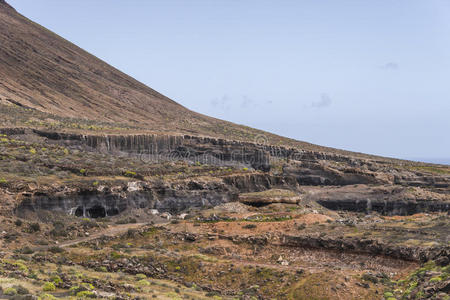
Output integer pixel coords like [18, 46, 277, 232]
[381, 62, 399, 70]
[311, 93, 332, 108]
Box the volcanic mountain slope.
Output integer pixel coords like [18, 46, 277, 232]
[0, 1, 206, 128]
[0, 1, 278, 142]
[0, 0, 423, 161]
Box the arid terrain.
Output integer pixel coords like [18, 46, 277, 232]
[0, 1, 449, 299]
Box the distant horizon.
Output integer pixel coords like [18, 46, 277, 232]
[7, 0, 450, 162]
[403, 158, 450, 166]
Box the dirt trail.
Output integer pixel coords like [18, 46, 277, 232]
[31, 222, 162, 251]
[59, 223, 149, 248]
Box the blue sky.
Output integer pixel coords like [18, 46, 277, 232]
[8, 0, 450, 164]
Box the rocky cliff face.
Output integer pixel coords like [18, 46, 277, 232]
[30, 130, 272, 171]
[16, 173, 297, 217]
[304, 185, 450, 215]
[316, 197, 448, 215]
[3, 128, 448, 218]
[3, 128, 448, 186]
[281, 234, 450, 263]
[26, 129, 372, 168]
[27, 130, 448, 186]
[14, 172, 449, 218]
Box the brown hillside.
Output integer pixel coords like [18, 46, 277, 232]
[0, 1, 439, 163]
[0, 0, 206, 128]
[0, 1, 300, 146]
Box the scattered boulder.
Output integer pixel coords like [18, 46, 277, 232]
[239, 189, 301, 206]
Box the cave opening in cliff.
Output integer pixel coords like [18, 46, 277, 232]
[87, 205, 106, 218]
[241, 201, 271, 208]
[106, 207, 119, 216]
[74, 206, 84, 217]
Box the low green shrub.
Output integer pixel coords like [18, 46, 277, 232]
[430, 276, 442, 282]
[70, 283, 94, 295]
[124, 170, 137, 177]
[4, 287, 18, 296]
[50, 275, 63, 285]
[40, 294, 57, 300]
[76, 290, 95, 298]
[42, 282, 56, 292]
[11, 260, 28, 273]
[98, 266, 107, 272]
[383, 291, 394, 298]
[137, 279, 150, 286]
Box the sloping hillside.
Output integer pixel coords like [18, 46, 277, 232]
[0, 0, 444, 164]
[0, 0, 207, 128]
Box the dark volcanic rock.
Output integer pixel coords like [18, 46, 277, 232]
[15, 173, 297, 217]
[305, 185, 450, 215]
[281, 234, 450, 263]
